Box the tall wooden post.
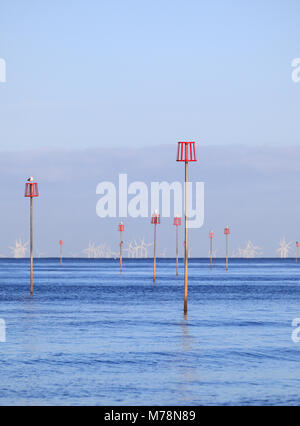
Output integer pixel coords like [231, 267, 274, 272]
[120, 230, 123, 274]
[176, 141, 197, 316]
[176, 225, 179, 276]
[30, 195, 33, 295]
[25, 179, 39, 296]
[184, 160, 188, 314]
[153, 223, 157, 283]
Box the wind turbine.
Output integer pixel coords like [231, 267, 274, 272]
[9, 239, 28, 258]
[277, 238, 292, 259]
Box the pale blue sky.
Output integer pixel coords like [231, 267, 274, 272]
[1, 0, 300, 150]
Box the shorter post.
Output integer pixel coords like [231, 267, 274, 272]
[118, 222, 124, 274]
[151, 211, 160, 283]
[209, 231, 214, 269]
[296, 242, 300, 264]
[224, 226, 230, 272]
[59, 240, 63, 265]
[174, 216, 181, 276]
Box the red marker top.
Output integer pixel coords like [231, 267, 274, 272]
[224, 227, 230, 235]
[174, 217, 181, 226]
[151, 212, 161, 225]
[25, 182, 39, 198]
[176, 142, 197, 162]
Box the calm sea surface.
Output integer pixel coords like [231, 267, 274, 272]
[0, 258, 300, 406]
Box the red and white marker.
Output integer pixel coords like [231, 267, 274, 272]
[177, 141, 197, 315]
[224, 226, 230, 271]
[25, 178, 39, 295]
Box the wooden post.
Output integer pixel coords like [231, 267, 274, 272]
[184, 159, 188, 315]
[120, 230, 123, 274]
[153, 223, 157, 283]
[25, 179, 38, 296]
[210, 237, 213, 269]
[176, 141, 196, 315]
[226, 233, 229, 272]
[176, 225, 179, 276]
[30, 194, 33, 295]
[60, 245, 63, 265]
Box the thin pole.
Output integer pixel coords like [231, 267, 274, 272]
[60, 245, 63, 265]
[184, 159, 188, 314]
[210, 238, 213, 269]
[120, 231, 123, 274]
[297, 246, 299, 264]
[153, 223, 157, 283]
[176, 225, 179, 276]
[30, 194, 33, 295]
[226, 234, 229, 272]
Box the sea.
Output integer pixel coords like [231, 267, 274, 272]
[0, 258, 300, 406]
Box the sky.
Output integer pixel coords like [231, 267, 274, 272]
[0, 1, 300, 257]
[0, 0, 300, 150]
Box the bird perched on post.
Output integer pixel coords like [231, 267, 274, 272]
[27, 177, 34, 182]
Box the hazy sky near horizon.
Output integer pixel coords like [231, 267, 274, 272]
[1, 2, 300, 258]
[1, 0, 300, 150]
[0, 145, 299, 258]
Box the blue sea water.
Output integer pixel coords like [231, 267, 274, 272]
[0, 258, 300, 406]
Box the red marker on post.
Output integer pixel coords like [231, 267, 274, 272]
[177, 141, 197, 315]
[118, 222, 125, 274]
[224, 226, 230, 271]
[25, 178, 39, 295]
[59, 240, 64, 265]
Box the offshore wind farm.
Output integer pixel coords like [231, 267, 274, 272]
[4, 236, 299, 260]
